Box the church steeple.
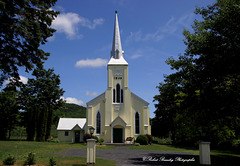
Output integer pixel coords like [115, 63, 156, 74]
[108, 11, 128, 65]
[111, 11, 123, 59]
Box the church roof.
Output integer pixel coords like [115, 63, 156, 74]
[57, 118, 86, 130]
[110, 116, 127, 126]
[86, 92, 105, 106]
[108, 56, 128, 65]
[131, 92, 149, 106]
[108, 11, 128, 65]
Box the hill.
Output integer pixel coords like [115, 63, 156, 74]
[58, 103, 86, 118]
[53, 103, 86, 127]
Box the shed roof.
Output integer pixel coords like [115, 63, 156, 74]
[57, 118, 86, 130]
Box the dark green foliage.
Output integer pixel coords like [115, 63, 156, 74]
[99, 138, 104, 145]
[92, 136, 99, 142]
[0, 0, 59, 87]
[0, 84, 20, 140]
[136, 135, 148, 145]
[47, 138, 60, 143]
[49, 157, 56, 166]
[134, 143, 140, 146]
[24, 152, 36, 165]
[145, 134, 153, 145]
[83, 133, 91, 142]
[20, 67, 64, 141]
[152, 137, 172, 145]
[52, 103, 86, 127]
[231, 139, 240, 153]
[3, 154, 16, 165]
[59, 103, 86, 118]
[153, 0, 240, 148]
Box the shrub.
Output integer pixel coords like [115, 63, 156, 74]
[83, 133, 92, 142]
[99, 138, 104, 145]
[24, 152, 36, 165]
[134, 143, 140, 146]
[92, 136, 99, 142]
[231, 139, 240, 152]
[136, 135, 148, 145]
[153, 137, 172, 145]
[49, 157, 56, 166]
[3, 154, 16, 165]
[145, 134, 153, 145]
[47, 138, 60, 143]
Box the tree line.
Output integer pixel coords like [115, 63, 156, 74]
[0, 0, 64, 141]
[152, 0, 240, 148]
[0, 67, 64, 141]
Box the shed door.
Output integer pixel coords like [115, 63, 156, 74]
[75, 131, 80, 143]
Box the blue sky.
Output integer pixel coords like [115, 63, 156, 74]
[15, 0, 216, 118]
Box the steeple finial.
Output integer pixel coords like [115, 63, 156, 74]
[111, 11, 123, 59]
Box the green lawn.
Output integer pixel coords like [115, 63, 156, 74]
[1, 141, 240, 166]
[0, 141, 115, 166]
[129, 144, 240, 166]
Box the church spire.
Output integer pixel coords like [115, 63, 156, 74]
[111, 11, 123, 59]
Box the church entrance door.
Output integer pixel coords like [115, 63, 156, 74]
[113, 128, 123, 143]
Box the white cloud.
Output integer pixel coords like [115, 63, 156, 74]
[75, 58, 108, 68]
[126, 29, 164, 42]
[130, 53, 143, 59]
[126, 13, 194, 42]
[3, 75, 28, 86]
[20, 76, 28, 84]
[52, 12, 104, 39]
[61, 97, 86, 106]
[86, 91, 98, 97]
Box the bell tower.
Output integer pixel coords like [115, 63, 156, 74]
[107, 11, 128, 92]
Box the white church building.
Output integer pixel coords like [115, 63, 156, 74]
[57, 11, 151, 143]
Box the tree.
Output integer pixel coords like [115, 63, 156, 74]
[0, 83, 20, 140]
[20, 67, 64, 141]
[154, 0, 240, 147]
[0, 0, 59, 87]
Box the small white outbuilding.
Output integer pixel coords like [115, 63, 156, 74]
[57, 118, 86, 143]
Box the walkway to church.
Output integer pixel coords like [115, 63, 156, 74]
[53, 146, 196, 166]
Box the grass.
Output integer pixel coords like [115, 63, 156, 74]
[129, 143, 240, 166]
[1, 141, 240, 166]
[0, 141, 116, 166]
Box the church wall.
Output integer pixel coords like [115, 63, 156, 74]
[105, 89, 112, 125]
[144, 106, 151, 135]
[86, 106, 93, 133]
[122, 89, 131, 125]
[131, 95, 149, 137]
[103, 126, 111, 143]
[92, 100, 105, 135]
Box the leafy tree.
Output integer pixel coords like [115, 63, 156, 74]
[154, 0, 240, 147]
[0, 83, 19, 140]
[0, 0, 59, 87]
[20, 67, 64, 141]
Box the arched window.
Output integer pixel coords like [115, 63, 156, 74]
[116, 84, 120, 103]
[113, 84, 123, 104]
[96, 112, 101, 134]
[135, 112, 140, 134]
